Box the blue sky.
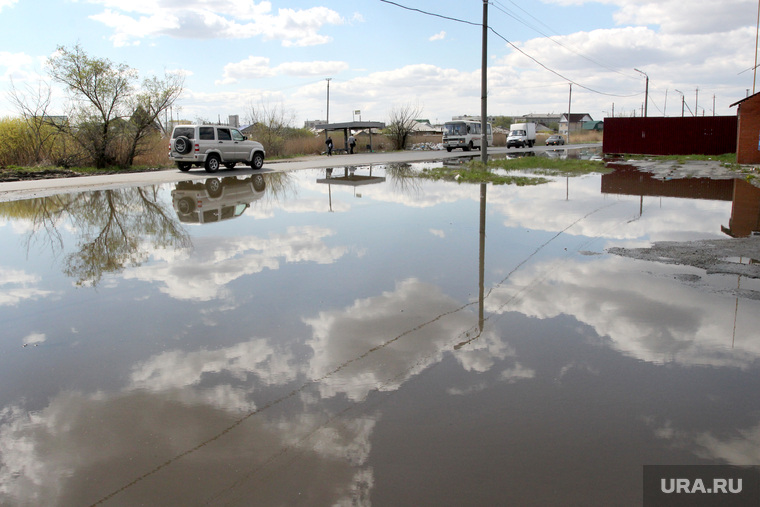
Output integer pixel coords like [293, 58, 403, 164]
[0, 0, 758, 127]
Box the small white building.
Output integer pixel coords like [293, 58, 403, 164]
[559, 113, 593, 135]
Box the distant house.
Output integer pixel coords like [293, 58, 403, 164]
[559, 113, 593, 135]
[304, 119, 326, 130]
[411, 119, 441, 133]
[42, 115, 68, 126]
[514, 114, 562, 130]
[582, 120, 604, 131]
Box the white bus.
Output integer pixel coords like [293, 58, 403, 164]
[443, 120, 493, 152]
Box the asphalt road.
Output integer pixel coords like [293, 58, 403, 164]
[0, 144, 601, 202]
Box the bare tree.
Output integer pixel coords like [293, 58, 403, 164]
[246, 100, 295, 157]
[124, 73, 184, 166]
[8, 79, 57, 164]
[387, 103, 423, 150]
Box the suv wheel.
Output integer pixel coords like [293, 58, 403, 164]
[174, 136, 192, 155]
[177, 197, 196, 214]
[205, 154, 220, 173]
[177, 162, 192, 172]
[205, 178, 222, 198]
[224, 162, 236, 169]
[252, 174, 266, 192]
[251, 152, 264, 170]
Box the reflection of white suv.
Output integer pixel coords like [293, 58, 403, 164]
[168, 124, 266, 173]
[171, 174, 267, 224]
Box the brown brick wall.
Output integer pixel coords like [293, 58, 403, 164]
[737, 96, 760, 164]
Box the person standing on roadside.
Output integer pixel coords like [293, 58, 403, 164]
[348, 134, 356, 154]
[325, 136, 333, 156]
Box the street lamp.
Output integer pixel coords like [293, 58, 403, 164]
[634, 68, 649, 117]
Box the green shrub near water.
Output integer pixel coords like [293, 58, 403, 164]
[0, 117, 32, 167]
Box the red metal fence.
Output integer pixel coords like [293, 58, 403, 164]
[602, 116, 737, 156]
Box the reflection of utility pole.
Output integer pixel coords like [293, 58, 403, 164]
[732, 273, 742, 348]
[479, 183, 486, 331]
[325, 168, 334, 212]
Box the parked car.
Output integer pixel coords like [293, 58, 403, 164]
[545, 135, 565, 146]
[168, 124, 266, 173]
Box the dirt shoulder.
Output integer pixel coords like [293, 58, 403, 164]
[609, 236, 760, 282]
[609, 156, 760, 187]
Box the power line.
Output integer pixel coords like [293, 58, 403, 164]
[491, 0, 634, 79]
[487, 27, 639, 98]
[379, 0, 641, 99]
[378, 0, 480, 27]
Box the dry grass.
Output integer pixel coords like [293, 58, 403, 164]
[133, 134, 173, 168]
[282, 136, 324, 157]
[536, 131, 603, 144]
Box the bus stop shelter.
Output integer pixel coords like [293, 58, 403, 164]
[315, 121, 386, 153]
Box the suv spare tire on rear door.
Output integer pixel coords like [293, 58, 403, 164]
[174, 136, 192, 155]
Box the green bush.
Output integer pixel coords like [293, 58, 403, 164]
[0, 117, 33, 167]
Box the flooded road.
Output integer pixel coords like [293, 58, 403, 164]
[1, 159, 759, 505]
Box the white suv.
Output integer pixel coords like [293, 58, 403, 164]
[169, 124, 266, 173]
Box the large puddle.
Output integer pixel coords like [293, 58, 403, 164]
[1, 161, 760, 505]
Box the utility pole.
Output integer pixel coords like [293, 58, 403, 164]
[695, 87, 699, 117]
[567, 83, 572, 144]
[325, 78, 331, 139]
[634, 68, 649, 117]
[675, 89, 685, 117]
[480, 0, 488, 163]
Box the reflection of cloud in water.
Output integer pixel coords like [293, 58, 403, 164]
[453, 332, 517, 374]
[0, 267, 53, 306]
[21, 333, 46, 347]
[647, 416, 760, 466]
[299, 174, 479, 210]
[485, 255, 760, 366]
[696, 423, 760, 465]
[305, 278, 514, 401]
[0, 334, 375, 506]
[486, 177, 729, 241]
[124, 226, 349, 301]
[0, 390, 375, 506]
[129, 338, 298, 411]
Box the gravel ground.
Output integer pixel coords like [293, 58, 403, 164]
[609, 157, 760, 186]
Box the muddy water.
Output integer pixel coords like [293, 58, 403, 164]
[1, 164, 759, 505]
